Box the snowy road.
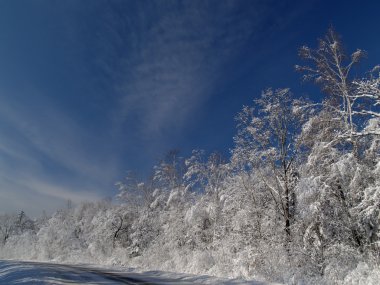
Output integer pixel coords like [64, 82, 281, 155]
[0, 260, 276, 285]
[0, 260, 196, 284]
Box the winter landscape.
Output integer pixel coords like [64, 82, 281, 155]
[0, 1, 379, 284]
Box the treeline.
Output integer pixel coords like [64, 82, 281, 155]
[1, 29, 379, 284]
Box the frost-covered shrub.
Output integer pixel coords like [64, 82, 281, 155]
[343, 262, 380, 285]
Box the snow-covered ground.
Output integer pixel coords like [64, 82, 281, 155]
[0, 260, 281, 285]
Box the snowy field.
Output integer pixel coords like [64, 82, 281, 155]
[0, 260, 280, 285]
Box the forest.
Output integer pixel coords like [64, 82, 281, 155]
[1, 29, 379, 284]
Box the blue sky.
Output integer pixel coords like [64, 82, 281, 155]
[0, 0, 379, 216]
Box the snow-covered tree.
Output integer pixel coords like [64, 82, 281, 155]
[184, 151, 230, 247]
[296, 28, 380, 147]
[352, 69, 380, 122]
[232, 88, 311, 241]
[116, 171, 155, 210]
[152, 149, 190, 209]
[294, 27, 379, 262]
[296, 28, 364, 135]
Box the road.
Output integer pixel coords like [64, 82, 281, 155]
[0, 259, 277, 285]
[0, 260, 194, 284]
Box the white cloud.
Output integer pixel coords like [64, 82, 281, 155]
[0, 173, 102, 216]
[113, 1, 261, 139]
[0, 91, 118, 216]
[0, 0, 318, 216]
[19, 177, 102, 203]
[0, 93, 118, 182]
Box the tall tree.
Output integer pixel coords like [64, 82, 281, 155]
[233, 88, 310, 242]
[296, 28, 380, 147]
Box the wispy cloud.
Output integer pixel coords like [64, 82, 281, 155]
[0, 173, 102, 216]
[0, 0, 317, 215]
[62, 0, 315, 170]
[0, 92, 118, 179]
[0, 90, 118, 215]
[109, 1, 265, 138]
